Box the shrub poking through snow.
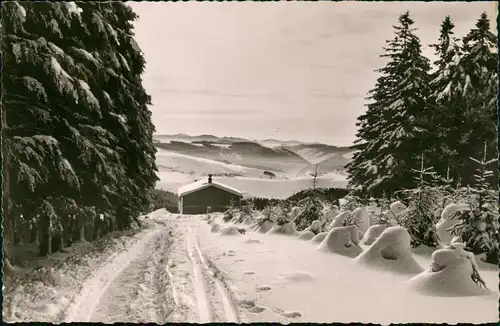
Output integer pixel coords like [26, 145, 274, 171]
[449, 147, 499, 264]
[266, 221, 298, 236]
[304, 220, 321, 235]
[396, 157, 441, 247]
[319, 203, 339, 231]
[275, 202, 292, 226]
[293, 196, 323, 231]
[407, 243, 489, 296]
[222, 207, 237, 223]
[329, 211, 351, 230]
[435, 203, 470, 246]
[233, 204, 255, 225]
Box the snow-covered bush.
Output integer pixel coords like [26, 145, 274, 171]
[232, 204, 255, 224]
[449, 149, 499, 264]
[293, 196, 323, 231]
[396, 158, 441, 247]
[222, 207, 236, 223]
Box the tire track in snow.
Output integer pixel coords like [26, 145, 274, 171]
[64, 225, 175, 323]
[186, 235, 212, 323]
[188, 225, 240, 323]
[64, 228, 165, 322]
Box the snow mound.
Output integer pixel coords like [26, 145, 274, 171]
[266, 221, 299, 236]
[297, 230, 316, 241]
[350, 207, 370, 237]
[330, 211, 350, 229]
[252, 220, 275, 234]
[242, 216, 254, 225]
[356, 226, 423, 274]
[211, 223, 222, 233]
[277, 271, 315, 282]
[220, 226, 243, 236]
[304, 220, 321, 234]
[316, 225, 363, 258]
[436, 203, 470, 246]
[310, 232, 328, 244]
[407, 243, 490, 297]
[361, 224, 388, 245]
[389, 201, 406, 222]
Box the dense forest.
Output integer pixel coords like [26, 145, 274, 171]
[2, 2, 158, 264]
[347, 12, 498, 197]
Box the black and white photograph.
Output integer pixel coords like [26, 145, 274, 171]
[2, 0, 498, 324]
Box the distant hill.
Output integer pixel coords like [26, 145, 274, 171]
[153, 134, 355, 177]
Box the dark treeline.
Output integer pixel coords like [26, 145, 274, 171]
[347, 12, 498, 197]
[2, 2, 158, 263]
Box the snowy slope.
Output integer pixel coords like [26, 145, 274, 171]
[155, 149, 267, 177]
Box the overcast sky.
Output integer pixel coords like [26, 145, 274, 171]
[128, 1, 496, 146]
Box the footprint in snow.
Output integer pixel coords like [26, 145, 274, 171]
[276, 271, 315, 283]
[235, 259, 245, 263]
[274, 308, 302, 319]
[238, 299, 267, 314]
[243, 271, 255, 275]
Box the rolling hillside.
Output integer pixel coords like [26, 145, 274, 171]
[153, 134, 354, 197]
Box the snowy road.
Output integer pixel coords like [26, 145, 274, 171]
[61, 211, 498, 324]
[64, 214, 241, 323]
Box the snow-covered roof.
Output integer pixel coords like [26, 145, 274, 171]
[178, 179, 243, 197]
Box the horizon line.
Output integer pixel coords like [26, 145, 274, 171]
[153, 132, 355, 148]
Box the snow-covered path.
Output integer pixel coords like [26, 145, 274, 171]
[63, 214, 241, 323]
[64, 226, 175, 323]
[46, 210, 498, 324]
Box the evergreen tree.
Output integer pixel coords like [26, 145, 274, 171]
[451, 143, 499, 264]
[427, 16, 465, 180]
[347, 12, 433, 197]
[2, 2, 157, 260]
[396, 156, 441, 247]
[458, 12, 498, 186]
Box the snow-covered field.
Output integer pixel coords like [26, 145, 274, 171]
[155, 149, 348, 197]
[155, 149, 266, 178]
[4, 210, 497, 323]
[156, 172, 348, 198]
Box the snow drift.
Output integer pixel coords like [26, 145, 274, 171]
[309, 232, 328, 244]
[316, 225, 363, 258]
[407, 243, 490, 297]
[361, 224, 388, 245]
[211, 223, 222, 233]
[266, 221, 299, 236]
[297, 230, 316, 241]
[356, 226, 423, 274]
[220, 226, 243, 236]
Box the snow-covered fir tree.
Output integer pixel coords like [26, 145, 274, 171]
[457, 12, 498, 187]
[347, 12, 434, 197]
[2, 2, 157, 261]
[427, 16, 465, 180]
[396, 156, 441, 247]
[428, 13, 498, 187]
[451, 144, 499, 264]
